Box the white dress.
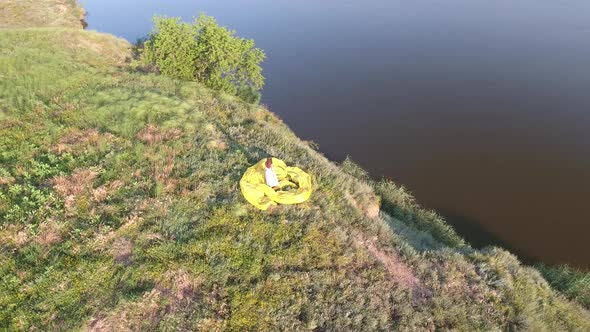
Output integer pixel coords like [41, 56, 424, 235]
[265, 166, 279, 187]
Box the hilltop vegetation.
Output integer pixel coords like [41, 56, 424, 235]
[0, 0, 85, 29]
[1, 1, 589, 330]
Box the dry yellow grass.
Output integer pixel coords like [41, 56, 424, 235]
[0, 0, 85, 29]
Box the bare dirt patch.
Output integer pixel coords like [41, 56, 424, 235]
[86, 269, 220, 331]
[0, 176, 15, 185]
[35, 219, 63, 246]
[55, 1, 68, 15]
[355, 235, 431, 302]
[0, 225, 30, 249]
[111, 238, 133, 264]
[207, 138, 228, 151]
[52, 168, 98, 197]
[0, 0, 85, 29]
[344, 185, 380, 220]
[52, 128, 117, 155]
[136, 124, 183, 146]
[153, 154, 178, 194]
[92, 180, 124, 203]
[88, 288, 163, 332]
[52, 168, 99, 214]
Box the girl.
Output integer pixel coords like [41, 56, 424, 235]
[264, 157, 280, 190]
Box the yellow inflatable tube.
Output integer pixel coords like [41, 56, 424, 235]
[240, 158, 312, 210]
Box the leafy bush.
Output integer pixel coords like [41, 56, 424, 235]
[142, 18, 198, 80]
[143, 14, 265, 102]
[237, 86, 262, 105]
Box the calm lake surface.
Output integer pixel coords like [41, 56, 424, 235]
[83, 0, 590, 268]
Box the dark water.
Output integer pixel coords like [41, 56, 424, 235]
[83, 0, 590, 268]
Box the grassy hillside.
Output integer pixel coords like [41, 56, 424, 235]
[1, 1, 589, 330]
[0, 0, 85, 29]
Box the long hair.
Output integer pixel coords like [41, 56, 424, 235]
[265, 156, 273, 168]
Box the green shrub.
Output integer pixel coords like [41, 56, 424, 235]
[143, 14, 265, 102]
[142, 17, 198, 80]
[237, 86, 262, 105]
